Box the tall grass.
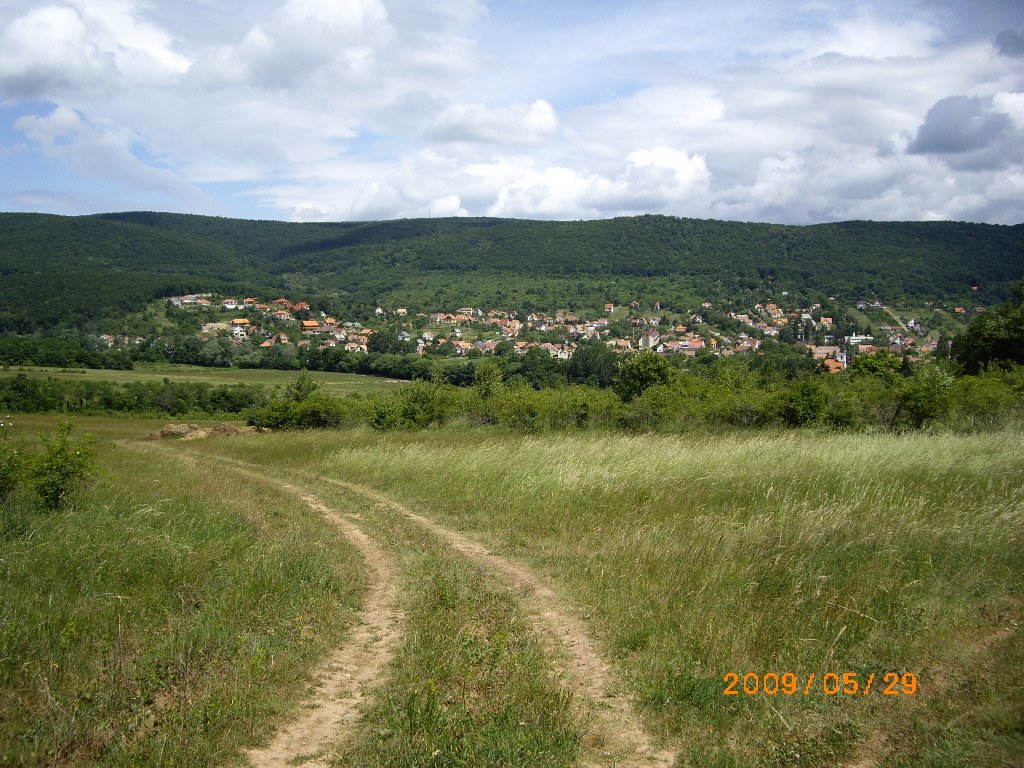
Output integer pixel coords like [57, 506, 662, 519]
[0, 434, 366, 766]
[191, 428, 1024, 767]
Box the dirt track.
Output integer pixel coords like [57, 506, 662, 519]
[311, 473, 676, 768]
[181, 452, 674, 767]
[187, 458, 406, 768]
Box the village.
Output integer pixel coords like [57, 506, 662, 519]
[106, 289, 984, 373]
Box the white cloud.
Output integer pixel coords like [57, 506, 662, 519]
[0, 1, 190, 99]
[487, 147, 711, 219]
[425, 99, 558, 145]
[0, 0, 1022, 224]
[0, 6, 114, 97]
[993, 91, 1024, 126]
[221, 0, 393, 87]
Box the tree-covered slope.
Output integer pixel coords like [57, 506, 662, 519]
[2, 211, 1021, 332]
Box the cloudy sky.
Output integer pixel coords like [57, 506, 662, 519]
[1, 0, 1022, 224]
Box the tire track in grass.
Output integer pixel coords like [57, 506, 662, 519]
[172, 454, 405, 768]
[210, 453, 674, 766]
[299, 471, 677, 768]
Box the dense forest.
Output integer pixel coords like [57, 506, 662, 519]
[2, 211, 1022, 333]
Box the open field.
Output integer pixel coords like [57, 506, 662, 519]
[3, 364, 403, 396]
[2, 419, 1021, 766]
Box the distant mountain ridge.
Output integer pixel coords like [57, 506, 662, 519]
[2, 211, 1021, 332]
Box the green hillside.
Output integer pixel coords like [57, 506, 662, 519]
[2, 211, 1022, 332]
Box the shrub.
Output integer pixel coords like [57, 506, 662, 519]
[778, 377, 827, 427]
[0, 417, 23, 501]
[29, 421, 95, 510]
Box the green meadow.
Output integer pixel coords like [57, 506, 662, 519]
[1, 417, 1021, 766]
[4, 364, 402, 396]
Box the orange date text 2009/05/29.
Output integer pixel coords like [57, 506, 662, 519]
[722, 672, 918, 696]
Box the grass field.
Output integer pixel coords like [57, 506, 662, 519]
[2, 419, 1021, 767]
[3, 364, 403, 396]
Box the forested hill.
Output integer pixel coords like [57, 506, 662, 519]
[2, 211, 1022, 332]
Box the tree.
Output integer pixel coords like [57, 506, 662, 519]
[473, 359, 504, 399]
[953, 286, 1024, 374]
[613, 351, 674, 402]
[285, 369, 320, 402]
[567, 340, 619, 388]
[778, 377, 827, 427]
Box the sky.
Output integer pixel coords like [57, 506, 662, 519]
[0, 0, 1022, 224]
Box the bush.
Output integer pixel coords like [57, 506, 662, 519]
[0, 417, 24, 501]
[29, 421, 95, 510]
[778, 377, 827, 427]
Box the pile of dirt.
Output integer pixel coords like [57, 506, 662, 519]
[140, 422, 264, 441]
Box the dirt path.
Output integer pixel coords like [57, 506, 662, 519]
[211, 461, 406, 768]
[882, 306, 907, 332]
[204, 453, 673, 767]
[306, 473, 677, 768]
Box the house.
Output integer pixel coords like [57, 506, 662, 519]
[272, 298, 291, 306]
[323, 317, 337, 327]
[260, 333, 290, 348]
[300, 320, 320, 333]
[394, 308, 408, 316]
[604, 303, 615, 313]
[639, 329, 661, 350]
[846, 334, 874, 345]
[221, 298, 239, 310]
[292, 302, 310, 312]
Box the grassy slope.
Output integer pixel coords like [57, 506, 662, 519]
[0, 421, 367, 766]
[4, 420, 1020, 766]
[5, 364, 402, 397]
[187, 428, 1024, 767]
